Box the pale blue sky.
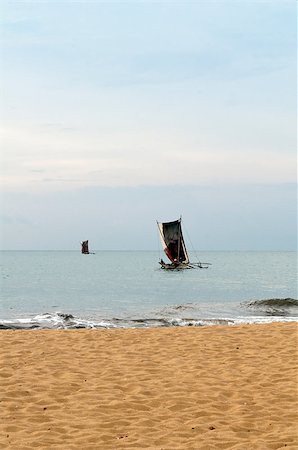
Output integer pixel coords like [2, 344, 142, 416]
[0, 1, 296, 250]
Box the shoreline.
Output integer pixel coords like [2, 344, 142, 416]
[1, 307, 297, 330]
[1, 322, 297, 449]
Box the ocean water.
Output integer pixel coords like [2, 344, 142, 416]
[0, 251, 297, 329]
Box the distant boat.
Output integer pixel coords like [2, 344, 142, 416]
[157, 217, 210, 270]
[81, 240, 90, 254]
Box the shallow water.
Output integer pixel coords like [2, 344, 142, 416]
[0, 251, 297, 329]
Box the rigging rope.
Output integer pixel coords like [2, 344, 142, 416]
[182, 219, 202, 265]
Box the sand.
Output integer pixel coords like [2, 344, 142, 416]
[0, 322, 297, 449]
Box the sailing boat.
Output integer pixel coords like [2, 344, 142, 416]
[81, 240, 90, 254]
[157, 217, 210, 269]
[81, 240, 95, 254]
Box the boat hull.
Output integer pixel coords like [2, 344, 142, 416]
[159, 261, 192, 270]
[159, 260, 210, 270]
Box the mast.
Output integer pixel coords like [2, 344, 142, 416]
[179, 218, 189, 263]
[177, 216, 181, 263]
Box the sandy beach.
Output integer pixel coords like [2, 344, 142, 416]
[0, 322, 297, 449]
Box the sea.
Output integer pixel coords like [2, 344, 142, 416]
[0, 251, 297, 330]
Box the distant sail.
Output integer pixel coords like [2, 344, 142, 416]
[158, 219, 189, 264]
[81, 240, 89, 254]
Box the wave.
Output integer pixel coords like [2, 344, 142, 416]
[246, 298, 298, 307]
[243, 298, 298, 316]
[0, 310, 297, 330]
[0, 312, 117, 330]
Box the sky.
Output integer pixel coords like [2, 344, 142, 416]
[0, 0, 297, 251]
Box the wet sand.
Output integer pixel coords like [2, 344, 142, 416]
[0, 322, 297, 449]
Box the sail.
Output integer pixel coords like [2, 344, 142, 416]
[81, 240, 89, 254]
[158, 219, 189, 264]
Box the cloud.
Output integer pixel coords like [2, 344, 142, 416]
[0, 213, 31, 226]
[0, 0, 296, 257]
